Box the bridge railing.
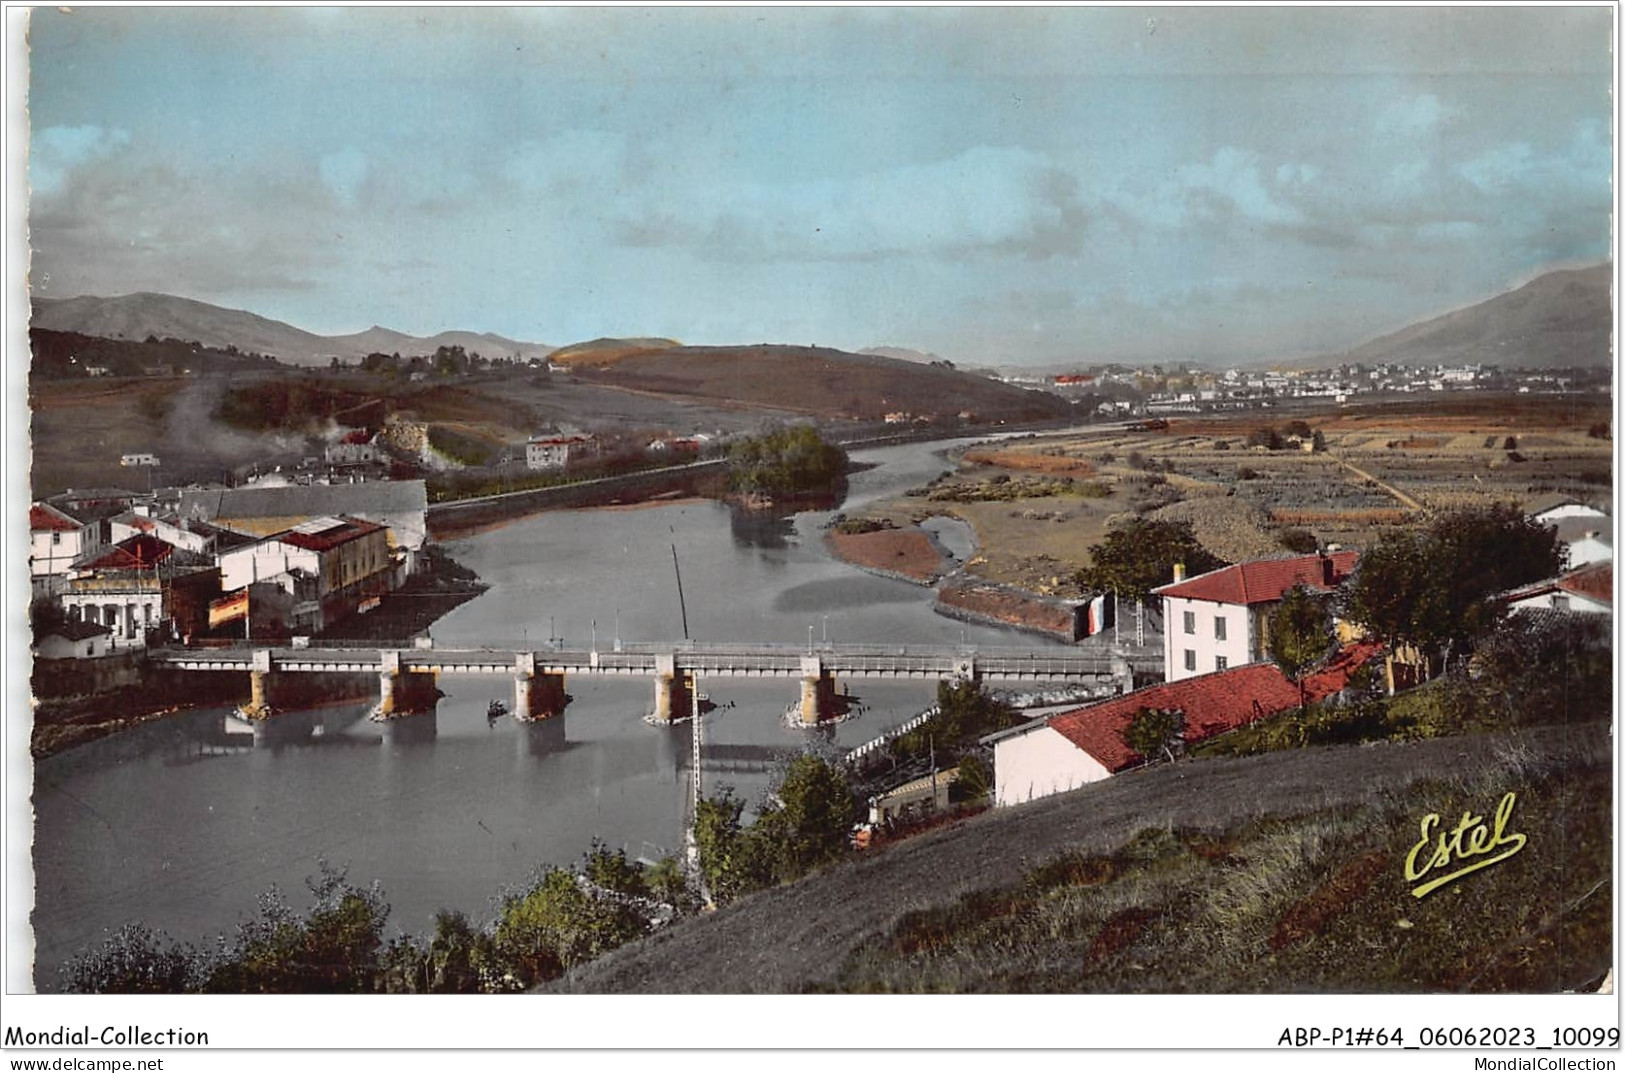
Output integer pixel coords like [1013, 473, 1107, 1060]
[150, 639, 1165, 669]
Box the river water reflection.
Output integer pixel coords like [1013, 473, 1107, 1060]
[29, 436, 1064, 988]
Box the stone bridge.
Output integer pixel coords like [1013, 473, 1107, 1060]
[151, 640, 1162, 727]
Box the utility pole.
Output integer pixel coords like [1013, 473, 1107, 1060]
[685, 671, 712, 909]
[670, 542, 689, 641]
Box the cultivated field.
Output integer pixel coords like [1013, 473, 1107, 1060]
[839, 396, 1613, 594]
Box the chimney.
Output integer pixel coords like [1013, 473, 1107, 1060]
[1321, 552, 1334, 587]
[1173, 562, 1186, 584]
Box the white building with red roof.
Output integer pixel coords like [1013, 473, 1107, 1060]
[1505, 562, 1613, 616]
[989, 644, 1382, 807]
[1152, 551, 1359, 683]
[526, 434, 596, 470]
[29, 501, 101, 597]
[215, 516, 395, 634]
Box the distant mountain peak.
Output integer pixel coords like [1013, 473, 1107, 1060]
[1336, 263, 1611, 370]
[30, 292, 554, 365]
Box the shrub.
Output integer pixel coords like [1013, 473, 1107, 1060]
[1277, 528, 1319, 554]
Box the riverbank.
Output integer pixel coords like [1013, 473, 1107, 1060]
[28, 548, 486, 759]
[427, 460, 730, 539]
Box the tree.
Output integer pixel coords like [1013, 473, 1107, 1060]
[204, 861, 391, 993]
[60, 924, 204, 994]
[1246, 427, 1283, 451]
[693, 787, 758, 905]
[1311, 429, 1328, 453]
[1077, 518, 1226, 602]
[954, 753, 992, 803]
[489, 867, 647, 989]
[769, 753, 860, 876]
[1122, 706, 1184, 765]
[726, 425, 847, 498]
[1269, 584, 1337, 709]
[581, 839, 648, 899]
[1341, 505, 1564, 672]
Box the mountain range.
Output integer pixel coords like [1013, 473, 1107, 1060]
[29, 263, 1613, 372]
[30, 292, 556, 366]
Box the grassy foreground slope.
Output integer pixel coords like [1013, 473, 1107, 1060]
[554, 723, 1610, 993]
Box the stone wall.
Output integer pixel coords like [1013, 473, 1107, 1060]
[31, 649, 148, 700]
[935, 582, 1082, 642]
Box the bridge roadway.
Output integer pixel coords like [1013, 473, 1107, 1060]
[150, 639, 1161, 683]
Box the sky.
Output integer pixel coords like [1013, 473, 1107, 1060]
[23, 6, 1615, 367]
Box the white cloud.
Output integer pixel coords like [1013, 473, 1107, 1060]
[1113, 147, 1304, 230]
[1378, 93, 1459, 137]
[30, 124, 130, 196]
[616, 145, 1086, 262]
[1457, 120, 1610, 199]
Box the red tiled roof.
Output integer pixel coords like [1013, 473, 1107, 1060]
[277, 517, 386, 552]
[1560, 562, 1613, 604]
[30, 502, 82, 532]
[1153, 551, 1359, 606]
[1509, 562, 1614, 606]
[1046, 642, 1385, 773]
[77, 534, 175, 571]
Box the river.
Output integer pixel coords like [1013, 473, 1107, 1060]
[28, 435, 1065, 989]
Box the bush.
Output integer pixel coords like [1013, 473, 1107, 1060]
[427, 426, 495, 467]
[1277, 528, 1319, 554]
[61, 925, 205, 994]
[834, 517, 895, 535]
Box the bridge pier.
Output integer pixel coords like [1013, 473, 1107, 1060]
[1110, 655, 1133, 695]
[239, 650, 280, 720]
[651, 655, 694, 723]
[798, 656, 837, 725]
[513, 654, 569, 722]
[376, 651, 441, 718]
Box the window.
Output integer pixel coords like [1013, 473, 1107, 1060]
[51, 532, 61, 546]
[1184, 649, 1196, 671]
[1216, 655, 1229, 672]
[1214, 616, 1227, 641]
[1183, 610, 1196, 634]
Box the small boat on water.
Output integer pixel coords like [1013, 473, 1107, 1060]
[487, 699, 508, 724]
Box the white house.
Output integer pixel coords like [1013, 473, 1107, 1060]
[120, 453, 161, 467]
[1526, 495, 1609, 526]
[1153, 551, 1359, 683]
[34, 619, 114, 660]
[108, 511, 213, 554]
[29, 502, 100, 598]
[179, 480, 428, 577]
[527, 435, 594, 470]
[989, 645, 1382, 807]
[986, 719, 1113, 806]
[1505, 562, 1612, 617]
[1550, 516, 1613, 568]
[215, 516, 395, 633]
